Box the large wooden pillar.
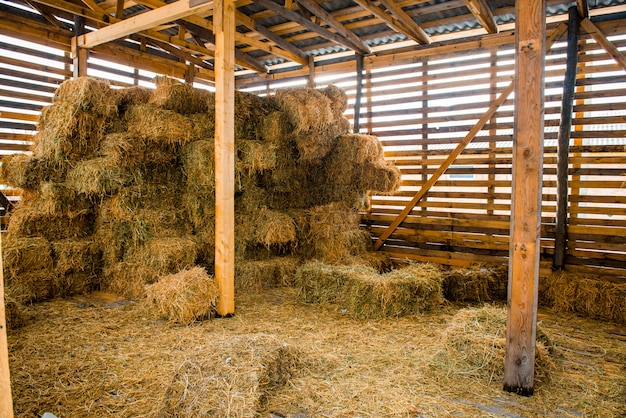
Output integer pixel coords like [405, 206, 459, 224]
[71, 15, 88, 77]
[353, 53, 364, 133]
[214, 0, 235, 316]
[0, 232, 14, 417]
[504, 0, 546, 396]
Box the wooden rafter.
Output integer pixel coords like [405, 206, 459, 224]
[255, 0, 362, 53]
[25, 0, 68, 29]
[372, 22, 568, 251]
[576, 0, 589, 19]
[137, 35, 214, 70]
[295, 0, 371, 54]
[76, 0, 215, 49]
[377, 0, 431, 44]
[115, 0, 124, 19]
[353, 0, 429, 45]
[581, 18, 626, 72]
[462, 0, 498, 34]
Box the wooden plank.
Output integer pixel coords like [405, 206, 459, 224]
[462, 0, 499, 34]
[0, 231, 13, 418]
[580, 18, 626, 72]
[353, 0, 430, 45]
[214, 0, 235, 317]
[77, 0, 215, 49]
[504, 0, 545, 396]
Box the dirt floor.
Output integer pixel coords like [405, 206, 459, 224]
[8, 287, 626, 417]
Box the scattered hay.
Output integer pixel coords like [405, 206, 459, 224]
[430, 305, 554, 386]
[146, 266, 218, 324]
[443, 264, 508, 302]
[53, 77, 115, 117]
[274, 88, 333, 134]
[542, 271, 626, 324]
[238, 139, 277, 173]
[235, 257, 301, 290]
[3, 236, 53, 274]
[344, 263, 444, 319]
[150, 76, 213, 115]
[126, 105, 192, 144]
[158, 334, 300, 416]
[125, 237, 197, 273]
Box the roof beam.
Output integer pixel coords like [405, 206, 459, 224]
[376, 0, 430, 44]
[254, 0, 361, 53]
[295, 0, 371, 54]
[576, 0, 589, 19]
[76, 0, 215, 49]
[462, 0, 499, 34]
[581, 18, 626, 72]
[353, 0, 429, 45]
[137, 35, 214, 70]
[25, 0, 69, 29]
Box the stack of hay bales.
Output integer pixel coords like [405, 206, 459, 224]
[1, 76, 400, 312]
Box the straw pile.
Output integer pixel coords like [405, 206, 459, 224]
[294, 261, 443, 318]
[443, 264, 508, 302]
[146, 267, 218, 324]
[542, 271, 626, 324]
[430, 305, 554, 386]
[2, 76, 399, 305]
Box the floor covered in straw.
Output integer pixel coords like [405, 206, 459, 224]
[8, 287, 626, 417]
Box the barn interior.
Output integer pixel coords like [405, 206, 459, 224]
[0, 0, 625, 416]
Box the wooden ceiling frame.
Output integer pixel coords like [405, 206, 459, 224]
[352, 0, 430, 45]
[462, 0, 499, 34]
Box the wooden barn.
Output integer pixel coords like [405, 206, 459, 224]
[0, 0, 625, 415]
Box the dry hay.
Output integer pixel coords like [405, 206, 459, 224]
[124, 237, 197, 273]
[347, 251, 394, 273]
[274, 87, 334, 134]
[114, 85, 153, 113]
[3, 236, 53, 274]
[359, 160, 401, 193]
[235, 90, 273, 140]
[3, 291, 29, 329]
[235, 256, 301, 290]
[1, 154, 67, 190]
[102, 261, 161, 300]
[430, 305, 554, 386]
[542, 271, 626, 324]
[293, 129, 337, 163]
[189, 113, 215, 141]
[7, 205, 94, 240]
[30, 182, 93, 216]
[344, 263, 444, 319]
[241, 207, 297, 248]
[256, 111, 290, 143]
[36, 103, 106, 160]
[181, 191, 215, 231]
[99, 133, 177, 168]
[51, 238, 100, 276]
[237, 139, 277, 173]
[4, 269, 56, 303]
[66, 156, 140, 196]
[150, 76, 213, 115]
[236, 181, 269, 213]
[126, 105, 192, 145]
[53, 77, 115, 117]
[294, 260, 371, 304]
[321, 84, 348, 115]
[158, 334, 300, 416]
[145, 266, 218, 324]
[443, 264, 508, 302]
[181, 139, 215, 193]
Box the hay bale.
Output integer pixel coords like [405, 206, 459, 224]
[126, 105, 192, 144]
[66, 156, 139, 196]
[99, 133, 178, 168]
[294, 260, 369, 304]
[52, 238, 100, 276]
[235, 257, 301, 290]
[430, 305, 553, 385]
[274, 88, 334, 134]
[7, 205, 94, 240]
[150, 76, 213, 114]
[256, 111, 290, 143]
[542, 272, 626, 324]
[358, 160, 401, 193]
[321, 84, 348, 115]
[347, 251, 394, 273]
[102, 262, 161, 300]
[181, 140, 215, 193]
[236, 182, 269, 213]
[146, 266, 218, 324]
[3, 236, 53, 274]
[5, 269, 56, 302]
[238, 140, 277, 173]
[189, 113, 215, 141]
[2, 154, 67, 190]
[242, 208, 297, 248]
[30, 182, 93, 215]
[53, 77, 115, 117]
[443, 264, 508, 302]
[157, 334, 300, 416]
[344, 263, 444, 319]
[114, 85, 153, 112]
[181, 191, 215, 231]
[124, 237, 197, 273]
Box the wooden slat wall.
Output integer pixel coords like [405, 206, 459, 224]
[240, 22, 626, 280]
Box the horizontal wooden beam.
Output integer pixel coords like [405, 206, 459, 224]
[77, 0, 214, 48]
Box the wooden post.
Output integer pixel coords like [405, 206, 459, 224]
[0, 232, 14, 417]
[353, 53, 364, 133]
[214, 0, 235, 317]
[307, 56, 315, 88]
[504, 0, 546, 396]
[554, 6, 579, 271]
[72, 15, 88, 77]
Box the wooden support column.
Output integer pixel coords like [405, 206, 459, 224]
[72, 14, 88, 77]
[554, 6, 580, 271]
[504, 0, 546, 396]
[307, 56, 315, 88]
[353, 53, 364, 133]
[214, 0, 235, 317]
[0, 232, 14, 418]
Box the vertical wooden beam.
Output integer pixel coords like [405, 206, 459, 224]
[115, 0, 124, 19]
[214, 0, 235, 317]
[353, 53, 364, 133]
[421, 61, 428, 214]
[185, 62, 195, 84]
[72, 15, 88, 77]
[504, 0, 546, 396]
[554, 6, 580, 271]
[307, 56, 315, 88]
[0, 232, 14, 418]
